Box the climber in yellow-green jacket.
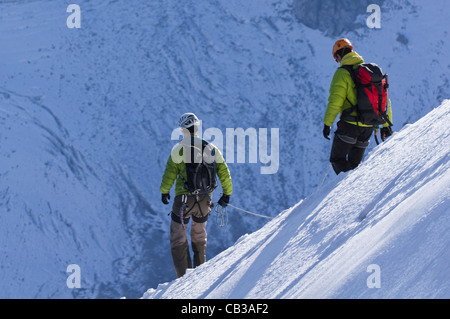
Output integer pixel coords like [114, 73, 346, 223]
[160, 112, 232, 278]
[323, 38, 393, 175]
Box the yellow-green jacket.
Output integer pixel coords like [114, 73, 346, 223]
[324, 51, 392, 128]
[160, 136, 232, 197]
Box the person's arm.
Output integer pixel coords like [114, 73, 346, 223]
[215, 147, 232, 196]
[160, 155, 178, 195]
[324, 68, 348, 127]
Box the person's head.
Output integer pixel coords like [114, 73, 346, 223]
[332, 38, 353, 63]
[178, 112, 199, 135]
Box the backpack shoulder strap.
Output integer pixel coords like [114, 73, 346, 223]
[339, 64, 358, 82]
[339, 65, 357, 102]
[338, 64, 360, 122]
[339, 64, 354, 72]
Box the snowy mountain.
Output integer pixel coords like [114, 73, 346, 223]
[143, 100, 450, 299]
[0, 0, 449, 298]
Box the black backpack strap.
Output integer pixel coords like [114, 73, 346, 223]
[339, 65, 360, 123]
[339, 64, 356, 80]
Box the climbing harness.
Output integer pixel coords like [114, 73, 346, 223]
[178, 194, 211, 229]
[180, 194, 188, 229]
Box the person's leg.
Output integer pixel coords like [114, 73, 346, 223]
[191, 220, 207, 267]
[347, 145, 367, 170]
[170, 195, 192, 277]
[189, 194, 211, 268]
[330, 134, 353, 174]
[170, 218, 192, 277]
[347, 127, 372, 169]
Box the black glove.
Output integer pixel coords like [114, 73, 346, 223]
[323, 124, 331, 140]
[161, 193, 170, 205]
[380, 126, 393, 141]
[218, 194, 230, 207]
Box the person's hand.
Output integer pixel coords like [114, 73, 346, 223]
[323, 124, 331, 140]
[380, 127, 393, 141]
[218, 194, 230, 207]
[161, 193, 170, 205]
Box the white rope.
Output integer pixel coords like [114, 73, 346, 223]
[227, 203, 274, 220]
[318, 164, 331, 189]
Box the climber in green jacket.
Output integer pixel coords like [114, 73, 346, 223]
[323, 38, 393, 174]
[160, 112, 232, 278]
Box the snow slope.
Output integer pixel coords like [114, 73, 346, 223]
[143, 100, 450, 299]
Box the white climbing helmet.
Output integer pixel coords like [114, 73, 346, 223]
[178, 113, 200, 128]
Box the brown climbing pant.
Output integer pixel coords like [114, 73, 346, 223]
[170, 194, 211, 278]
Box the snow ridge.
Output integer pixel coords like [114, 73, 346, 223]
[143, 101, 450, 299]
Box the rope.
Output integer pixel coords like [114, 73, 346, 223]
[227, 203, 274, 220]
[318, 164, 331, 189]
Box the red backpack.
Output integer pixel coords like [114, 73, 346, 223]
[340, 63, 392, 126]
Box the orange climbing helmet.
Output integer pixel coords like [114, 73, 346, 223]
[332, 38, 353, 60]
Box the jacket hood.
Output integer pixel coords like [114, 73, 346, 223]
[340, 51, 364, 66]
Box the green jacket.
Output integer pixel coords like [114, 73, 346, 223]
[324, 51, 393, 128]
[160, 136, 232, 197]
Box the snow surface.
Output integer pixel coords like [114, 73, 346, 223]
[0, 0, 449, 298]
[143, 101, 450, 299]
